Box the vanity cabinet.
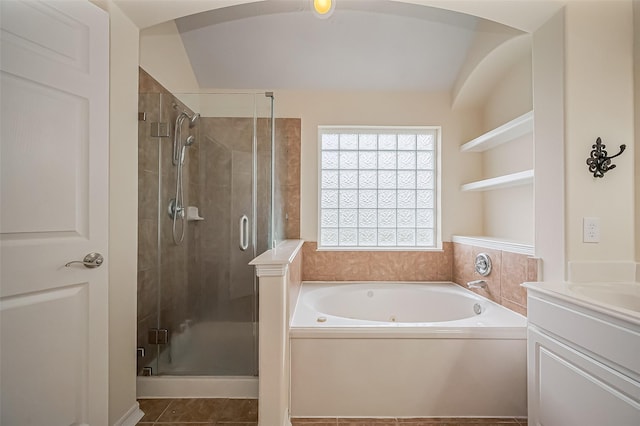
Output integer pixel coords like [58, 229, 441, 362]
[526, 290, 640, 425]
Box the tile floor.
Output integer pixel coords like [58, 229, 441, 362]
[136, 399, 527, 426]
[291, 418, 528, 426]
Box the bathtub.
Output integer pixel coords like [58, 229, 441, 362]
[290, 281, 527, 418]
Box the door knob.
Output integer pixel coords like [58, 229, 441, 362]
[65, 252, 104, 268]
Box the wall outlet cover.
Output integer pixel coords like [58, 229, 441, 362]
[583, 217, 600, 243]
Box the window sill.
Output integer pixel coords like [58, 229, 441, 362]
[315, 246, 444, 252]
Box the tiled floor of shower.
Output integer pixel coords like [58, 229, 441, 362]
[136, 398, 527, 426]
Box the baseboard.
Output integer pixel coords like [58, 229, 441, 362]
[113, 402, 144, 426]
[568, 261, 637, 283]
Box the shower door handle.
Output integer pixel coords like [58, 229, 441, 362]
[239, 215, 249, 251]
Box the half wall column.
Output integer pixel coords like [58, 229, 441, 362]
[250, 240, 304, 426]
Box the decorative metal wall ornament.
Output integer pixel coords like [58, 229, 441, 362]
[586, 137, 626, 178]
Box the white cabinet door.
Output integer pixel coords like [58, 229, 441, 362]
[0, 1, 109, 424]
[528, 328, 640, 426]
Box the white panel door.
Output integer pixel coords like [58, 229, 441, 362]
[0, 1, 109, 424]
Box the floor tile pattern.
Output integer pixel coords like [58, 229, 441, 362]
[291, 417, 528, 426]
[136, 399, 527, 426]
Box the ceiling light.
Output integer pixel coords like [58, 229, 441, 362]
[313, 0, 334, 18]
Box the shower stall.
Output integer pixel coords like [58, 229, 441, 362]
[137, 75, 285, 396]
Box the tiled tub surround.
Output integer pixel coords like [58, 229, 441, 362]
[301, 241, 453, 281]
[452, 243, 539, 316]
[301, 241, 536, 316]
[289, 281, 527, 418]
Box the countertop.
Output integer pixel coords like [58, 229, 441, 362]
[523, 281, 640, 326]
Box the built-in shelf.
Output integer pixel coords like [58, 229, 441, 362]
[461, 169, 533, 192]
[460, 111, 533, 153]
[459, 111, 535, 249]
[452, 235, 534, 256]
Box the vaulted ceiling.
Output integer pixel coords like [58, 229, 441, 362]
[174, 0, 498, 91]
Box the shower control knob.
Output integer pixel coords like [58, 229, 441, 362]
[65, 252, 104, 268]
[474, 253, 492, 277]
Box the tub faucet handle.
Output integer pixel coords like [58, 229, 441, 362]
[467, 280, 487, 289]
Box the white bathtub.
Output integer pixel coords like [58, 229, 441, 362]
[290, 281, 527, 418]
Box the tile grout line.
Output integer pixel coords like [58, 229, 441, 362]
[153, 398, 176, 425]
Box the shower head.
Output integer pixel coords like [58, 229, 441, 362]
[177, 110, 200, 128]
[172, 107, 199, 166]
[179, 136, 196, 165]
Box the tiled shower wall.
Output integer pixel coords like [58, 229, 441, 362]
[280, 119, 301, 240]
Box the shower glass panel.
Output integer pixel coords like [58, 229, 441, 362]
[137, 91, 273, 377]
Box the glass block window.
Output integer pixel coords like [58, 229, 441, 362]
[318, 126, 440, 250]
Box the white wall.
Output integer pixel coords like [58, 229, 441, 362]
[483, 182, 534, 243]
[91, 0, 140, 423]
[274, 90, 483, 242]
[451, 21, 525, 110]
[533, 9, 566, 281]
[140, 20, 199, 93]
[483, 53, 533, 131]
[564, 1, 635, 280]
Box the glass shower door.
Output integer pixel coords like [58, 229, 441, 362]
[152, 92, 272, 377]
